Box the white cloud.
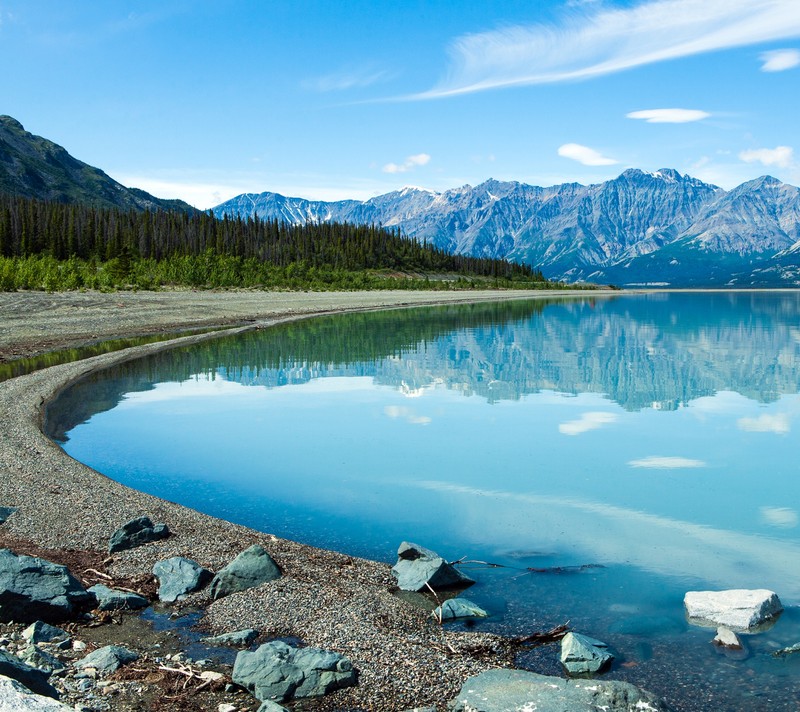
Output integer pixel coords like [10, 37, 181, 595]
[382, 153, 431, 174]
[559, 411, 618, 435]
[557, 143, 618, 166]
[737, 413, 790, 434]
[384, 405, 431, 425]
[627, 108, 711, 123]
[738, 145, 794, 168]
[111, 175, 249, 210]
[760, 48, 800, 71]
[628, 456, 707, 469]
[760, 506, 798, 528]
[413, 0, 800, 98]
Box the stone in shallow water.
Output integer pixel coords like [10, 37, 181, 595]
[203, 628, 259, 647]
[153, 556, 213, 603]
[451, 668, 672, 712]
[87, 584, 148, 611]
[560, 631, 614, 674]
[233, 640, 356, 701]
[713, 627, 743, 650]
[431, 597, 488, 621]
[209, 545, 281, 600]
[108, 516, 169, 553]
[391, 542, 474, 592]
[684, 589, 782, 630]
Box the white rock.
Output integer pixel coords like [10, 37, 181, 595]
[0, 674, 72, 710]
[218, 705, 237, 712]
[713, 627, 742, 649]
[200, 670, 225, 682]
[684, 589, 782, 630]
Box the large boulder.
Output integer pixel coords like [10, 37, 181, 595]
[209, 545, 281, 600]
[391, 542, 474, 592]
[153, 557, 213, 603]
[0, 650, 59, 699]
[75, 645, 139, 677]
[87, 584, 148, 612]
[684, 589, 782, 630]
[232, 641, 356, 702]
[451, 669, 672, 712]
[0, 674, 71, 711]
[0, 549, 95, 623]
[108, 516, 169, 553]
[432, 598, 488, 622]
[560, 632, 614, 674]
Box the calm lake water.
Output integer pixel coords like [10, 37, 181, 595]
[47, 292, 800, 711]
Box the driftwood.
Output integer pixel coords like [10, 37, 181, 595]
[511, 622, 571, 647]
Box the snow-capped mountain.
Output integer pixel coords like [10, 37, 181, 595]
[212, 169, 800, 287]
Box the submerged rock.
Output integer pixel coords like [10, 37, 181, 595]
[0, 674, 70, 710]
[87, 584, 148, 611]
[75, 645, 139, 677]
[560, 632, 614, 675]
[391, 542, 474, 592]
[773, 642, 800, 658]
[684, 589, 782, 630]
[209, 545, 281, 600]
[232, 640, 356, 701]
[153, 556, 213, 603]
[0, 649, 59, 699]
[0, 549, 94, 623]
[203, 628, 259, 647]
[431, 597, 488, 622]
[108, 516, 169, 553]
[713, 626, 743, 650]
[451, 668, 672, 712]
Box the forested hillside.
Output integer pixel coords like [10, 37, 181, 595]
[0, 194, 552, 291]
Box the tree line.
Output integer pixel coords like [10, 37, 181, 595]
[0, 193, 555, 291]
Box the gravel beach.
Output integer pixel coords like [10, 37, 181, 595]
[0, 288, 601, 711]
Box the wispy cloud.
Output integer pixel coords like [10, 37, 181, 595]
[739, 145, 794, 168]
[384, 405, 431, 425]
[382, 153, 431, 174]
[559, 411, 618, 435]
[760, 506, 798, 528]
[558, 143, 618, 166]
[627, 108, 711, 123]
[412, 0, 800, 99]
[628, 456, 707, 469]
[737, 413, 790, 433]
[760, 48, 800, 71]
[304, 68, 392, 92]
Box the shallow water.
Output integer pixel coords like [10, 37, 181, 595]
[47, 292, 800, 710]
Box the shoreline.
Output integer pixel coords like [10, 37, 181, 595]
[0, 288, 613, 710]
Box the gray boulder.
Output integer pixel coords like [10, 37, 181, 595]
[203, 628, 259, 647]
[0, 674, 72, 711]
[391, 542, 474, 592]
[0, 549, 95, 623]
[684, 589, 783, 630]
[209, 545, 281, 600]
[75, 645, 139, 677]
[232, 640, 356, 701]
[0, 507, 17, 524]
[0, 649, 59, 699]
[19, 646, 65, 676]
[560, 632, 614, 674]
[451, 669, 672, 712]
[153, 556, 213, 603]
[108, 516, 169, 554]
[87, 584, 148, 612]
[21, 622, 69, 645]
[432, 597, 488, 622]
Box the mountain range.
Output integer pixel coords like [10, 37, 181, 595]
[0, 115, 195, 214]
[213, 170, 800, 287]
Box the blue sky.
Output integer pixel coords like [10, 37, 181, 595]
[2, 0, 799, 208]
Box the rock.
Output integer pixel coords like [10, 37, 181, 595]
[451, 668, 672, 712]
[74, 646, 139, 677]
[0, 674, 72, 710]
[203, 629, 259, 647]
[431, 597, 488, 621]
[218, 705, 237, 712]
[153, 557, 213, 603]
[87, 584, 148, 612]
[560, 632, 614, 675]
[257, 702, 290, 712]
[684, 589, 783, 630]
[0, 549, 95, 623]
[21, 622, 69, 645]
[0, 650, 59, 699]
[390, 542, 474, 592]
[713, 627, 743, 650]
[0, 507, 18, 524]
[232, 640, 356, 702]
[19, 646, 65, 675]
[401, 708, 436, 712]
[108, 516, 169, 553]
[209, 545, 281, 600]
[199, 671, 226, 683]
[773, 642, 800, 658]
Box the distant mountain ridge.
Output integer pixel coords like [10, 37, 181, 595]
[214, 169, 800, 287]
[0, 115, 195, 214]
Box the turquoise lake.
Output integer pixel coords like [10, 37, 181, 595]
[47, 292, 800, 710]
